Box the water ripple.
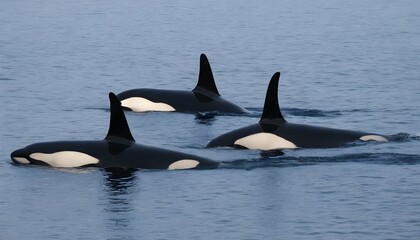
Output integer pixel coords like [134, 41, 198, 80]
[222, 153, 420, 170]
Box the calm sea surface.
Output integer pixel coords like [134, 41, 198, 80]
[1, 0, 420, 239]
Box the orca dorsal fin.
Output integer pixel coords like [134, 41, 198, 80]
[192, 53, 220, 96]
[260, 72, 286, 123]
[105, 92, 136, 142]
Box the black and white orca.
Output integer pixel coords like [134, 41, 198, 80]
[117, 54, 247, 114]
[207, 72, 388, 151]
[11, 93, 219, 170]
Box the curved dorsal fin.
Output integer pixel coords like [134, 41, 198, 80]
[260, 72, 286, 123]
[192, 53, 220, 95]
[105, 92, 135, 142]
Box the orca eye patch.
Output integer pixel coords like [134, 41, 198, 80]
[29, 151, 99, 168]
[168, 159, 200, 170]
[121, 97, 175, 112]
[360, 135, 388, 142]
[234, 132, 297, 151]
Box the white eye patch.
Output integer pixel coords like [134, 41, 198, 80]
[168, 159, 199, 170]
[121, 97, 175, 112]
[234, 132, 297, 150]
[360, 135, 388, 142]
[30, 151, 99, 168]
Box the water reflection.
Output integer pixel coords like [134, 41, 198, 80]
[104, 168, 137, 203]
[102, 168, 138, 239]
[195, 112, 217, 125]
[260, 150, 285, 158]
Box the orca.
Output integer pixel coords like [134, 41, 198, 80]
[11, 93, 219, 170]
[117, 54, 247, 114]
[207, 72, 388, 151]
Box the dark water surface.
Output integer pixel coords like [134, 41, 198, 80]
[1, 0, 420, 239]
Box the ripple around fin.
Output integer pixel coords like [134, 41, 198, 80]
[195, 112, 217, 122]
[244, 107, 343, 118]
[284, 108, 342, 117]
[84, 107, 110, 112]
[221, 153, 420, 170]
[387, 133, 420, 142]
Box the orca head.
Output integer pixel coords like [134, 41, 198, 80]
[11, 147, 32, 165]
[10, 143, 100, 168]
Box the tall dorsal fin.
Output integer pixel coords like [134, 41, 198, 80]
[105, 92, 135, 142]
[260, 72, 286, 123]
[192, 53, 220, 95]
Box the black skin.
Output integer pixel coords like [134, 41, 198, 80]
[117, 88, 247, 114]
[117, 53, 248, 114]
[11, 93, 219, 169]
[207, 120, 371, 149]
[11, 139, 218, 169]
[207, 72, 386, 149]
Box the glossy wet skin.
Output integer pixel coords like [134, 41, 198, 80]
[118, 88, 247, 114]
[11, 139, 218, 169]
[207, 72, 387, 150]
[11, 93, 219, 170]
[207, 121, 384, 150]
[117, 54, 248, 114]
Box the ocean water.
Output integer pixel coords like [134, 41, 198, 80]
[1, 0, 420, 239]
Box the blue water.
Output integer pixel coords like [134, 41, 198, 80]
[1, 0, 420, 239]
